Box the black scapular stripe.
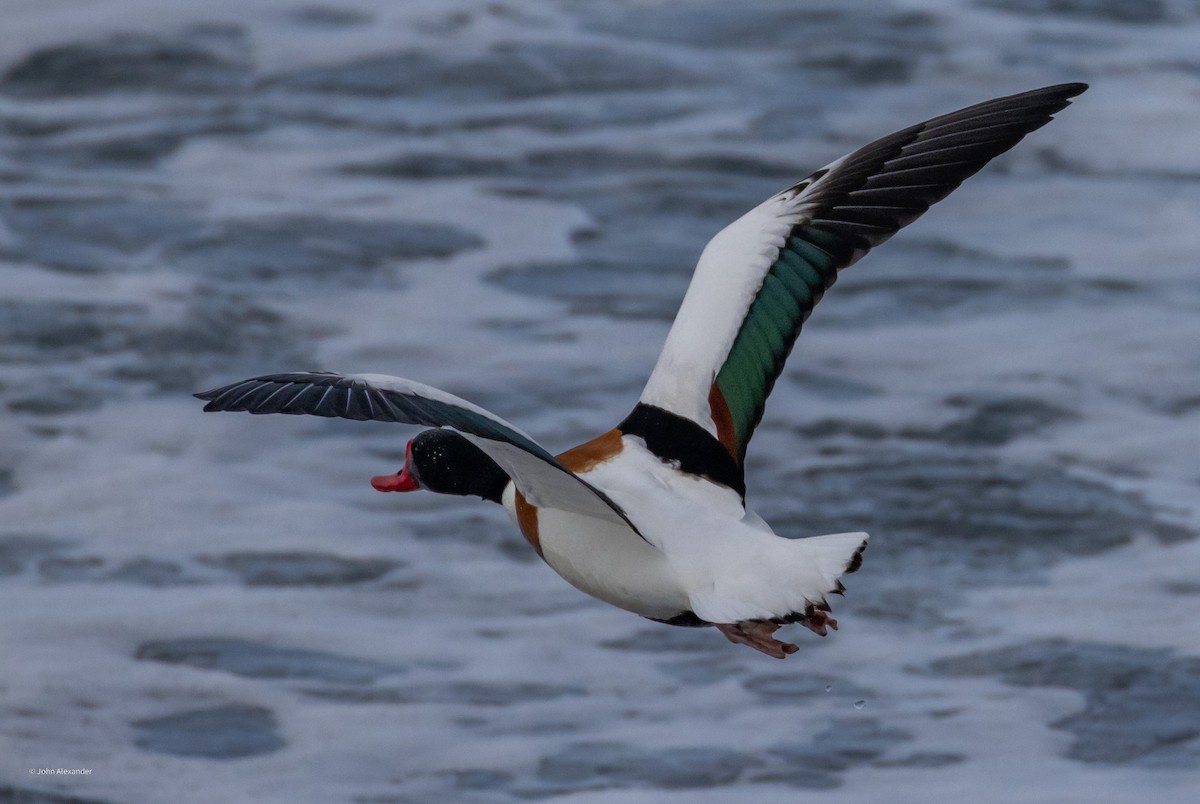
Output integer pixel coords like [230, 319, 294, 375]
[618, 403, 745, 498]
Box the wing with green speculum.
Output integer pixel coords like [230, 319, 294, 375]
[705, 83, 1087, 466]
[710, 225, 855, 463]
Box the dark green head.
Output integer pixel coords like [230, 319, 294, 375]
[370, 429, 510, 503]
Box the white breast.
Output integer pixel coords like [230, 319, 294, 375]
[501, 483, 688, 620]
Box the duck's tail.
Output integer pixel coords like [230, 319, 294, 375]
[804, 530, 869, 595]
[689, 531, 869, 627]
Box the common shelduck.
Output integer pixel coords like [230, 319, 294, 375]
[197, 83, 1086, 658]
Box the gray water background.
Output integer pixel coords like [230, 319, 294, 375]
[1, 0, 1198, 801]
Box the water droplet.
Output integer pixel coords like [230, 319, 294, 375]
[853, 699, 866, 710]
[824, 684, 832, 693]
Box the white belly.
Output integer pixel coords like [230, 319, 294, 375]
[502, 485, 687, 620]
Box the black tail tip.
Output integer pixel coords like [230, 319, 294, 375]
[844, 538, 868, 575]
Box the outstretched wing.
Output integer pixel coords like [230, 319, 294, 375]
[638, 83, 1087, 476]
[195, 371, 636, 529]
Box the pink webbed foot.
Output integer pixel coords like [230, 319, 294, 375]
[716, 621, 799, 659]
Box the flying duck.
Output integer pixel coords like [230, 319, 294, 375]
[197, 83, 1086, 658]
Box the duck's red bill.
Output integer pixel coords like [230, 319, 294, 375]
[371, 440, 417, 492]
[371, 470, 418, 492]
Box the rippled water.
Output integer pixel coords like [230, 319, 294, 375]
[2, 1, 1198, 801]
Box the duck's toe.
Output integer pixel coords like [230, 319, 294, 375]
[799, 609, 838, 637]
[716, 621, 798, 659]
